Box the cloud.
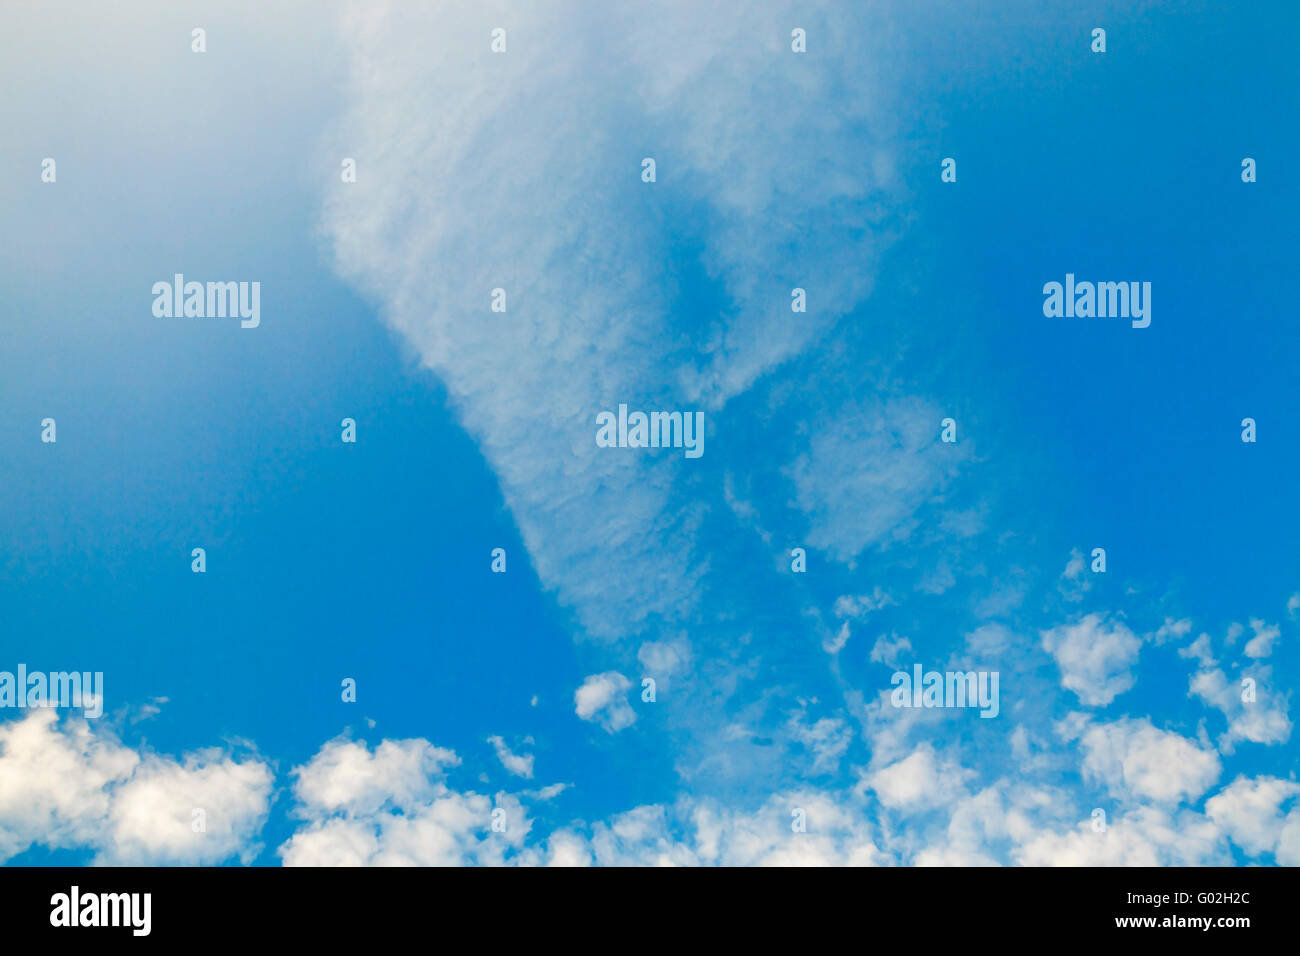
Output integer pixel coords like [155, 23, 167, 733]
[1189, 664, 1291, 751]
[1040, 614, 1141, 706]
[862, 745, 972, 813]
[280, 736, 531, 866]
[1075, 718, 1221, 804]
[1058, 548, 1090, 601]
[0, 710, 271, 865]
[868, 633, 913, 668]
[834, 590, 895, 619]
[1151, 617, 1193, 645]
[321, 0, 909, 639]
[487, 735, 535, 779]
[548, 792, 887, 867]
[291, 737, 459, 817]
[1178, 632, 1216, 668]
[788, 396, 965, 563]
[1013, 805, 1228, 867]
[785, 708, 853, 776]
[637, 638, 691, 680]
[1205, 775, 1300, 857]
[574, 672, 637, 733]
[1243, 618, 1281, 659]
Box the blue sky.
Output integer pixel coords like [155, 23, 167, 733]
[0, 0, 1296, 865]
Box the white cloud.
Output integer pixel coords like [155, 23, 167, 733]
[1205, 775, 1300, 857]
[785, 709, 853, 775]
[1151, 617, 1193, 645]
[1189, 664, 1291, 751]
[487, 736, 535, 779]
[0, 710, 271, 865]
[964, 622, 1014, 659]
[862, 745, 972, 813]
[1013, 805, 1228, 866]
[574, 672, 637, 733]
[868, 632, 912, 668]
[823, 620, 852, 655]
[1040, 614, 1140, 706]
[1076, 718, 1220, 804]
[1178, 632, 1216, 668]
[834, 589, 894, 619]
[565, 792, 887, 867]
[321, 0, 907, 639]
[1058, 548, 1090, 601]
[280, 736, 532, 866]
[789, 396, 965, 563]
[1243, 618, 1281, 659]
[637, 639, 690, 679]
[292, 737, 459, 817]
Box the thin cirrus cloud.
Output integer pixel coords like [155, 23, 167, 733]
[320, 0, 914, 641]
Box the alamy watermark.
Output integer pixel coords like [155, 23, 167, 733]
[890, 663, 999, 718]
[596, 404, 704, 458]
[0, 665, 103, 718]
[152, 274, 260, 328]
[1042, 273, 1151, 328]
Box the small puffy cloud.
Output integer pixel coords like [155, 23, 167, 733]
[280, 736, 533, 866]
[291, 737, 458, 817]
[823, 620, 852, 655]
[574, 672, 637, 733]
[785, 708, 853, 775]
[102, 750, 273, 866]
[0, 710, 271, 865]
[1040, 614, 1141, 706]
[1205, 775, 1300, 857]
[487, 736, 535, 779]
[637, 639, 690, 678]
[1077, 718, 1221, 804]
[562, 792, 887, 867]
[1189, 665, 1291, 751]
[868, 632, 912, 668]
[964, 623, 1014, 659]
[1151, 617, 1193, 645]
[1278, 810, 1300, 866]
[1013, 805, 1228, 866]
[1058, 549, 1090, 601]
[1244, 619, 1281, 659]
[834, 589, 894, 619]
[1178, 632, 1216, 669]
[862, 745, 971, 813]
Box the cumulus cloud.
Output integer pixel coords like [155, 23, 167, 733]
[1013, 805, 1228, 867]
[292, 737, 458, 817]
[547, 792, 887, 867]
[862, 745, 972, 813]
[574, 672, 637, 733]
[1074, 718, 1221, 804]
[1189, 664, 1292, 752]
[1040, 614, 1141, 706]
[1243, 619, 1281, 659]
[0, 710, 271, 865]
[868, 633, 913, 669]
[1205, 775, 1300, 857]
[280, 736, 531, 866]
